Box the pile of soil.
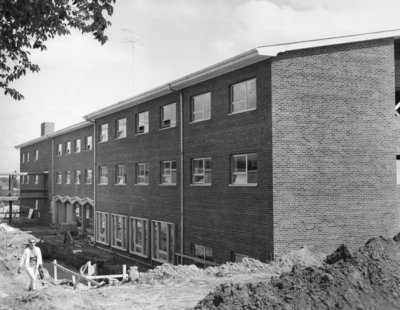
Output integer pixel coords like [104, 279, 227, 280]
[195, 235, 400, 310]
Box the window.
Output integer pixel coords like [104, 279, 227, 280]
[56, 172, 62, 184]
[115, 165, 126, 185]
[65, 171, 71, 184]
[192, 244, 214, 265]
[95, 211, 110, 245]
[85, 136, 93, 151]
[151, 220, 174, 263]
[22, 153, 25, 163]
[57, 143, 62, 156]
[160, 103, 176, 129]
[231, 153, 257, 185]
[99, 166, 108, 184]
[130, 217, 149, 257]
[231, 78, 256, 113]
[99, 124, 108, 142]
[136, 111, 149, 134]
[26, 152, 30, 162]
[111, 214, 128, 250]
[136, 163, 149, 185]
[65, 141, 71, 154]
[192, 157, 211, 184]
[161, 160, 177, 185]
[26, 175, 30, 184]
[74, 170, 81, 184]
[34, 175, 39, 184]
[74, 139, 81, 153]
[34, 150, 39, 161]
[191, 92, 211, 122]
[20, 175, 24, 184]
[85, 169, 93, 184]
[115, 118, 127, 139]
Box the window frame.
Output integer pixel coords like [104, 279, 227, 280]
[74, 170, 81, 184]
[85, 136, 93, 151]
[115, 165, 126, 185]
[111, 213, 128, 251]
[74, 139, 81, 153]
[65, 141, 71, 155]
[22, 153, 25, 163]
[192, 244, 214, 265]
[65, 170, 71, 184]
[230, 78, 257, 114]
[26, 152, 30, 162]
[160, 103, 176, 129]
[136, 111, 149, 134]
[34, 175, 39, 185]
[191, 92, 211, 123]
[191, 157, 212, 185]
[160, 160, 177, 185]
[98, 123, 108, 143]
[129, 217, 149, 257]
[98, 166, 108, 185]
[85, 169, 93, 184]
[57, 144, 62, 156]
[115, 118, 127, 139]
[151, 220, 175, 264]
[95, 211, 110, 245]
[56, 172, 62, 184]
[34, 150, 39, 161]
[231, 153, 258, 186]
[136, 163, 149, 185]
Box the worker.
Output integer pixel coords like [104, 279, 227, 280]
[17, 238, 43, 291]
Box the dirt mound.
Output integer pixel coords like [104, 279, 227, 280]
[137, 263, 203, 284]
[195, 235, 400, 310]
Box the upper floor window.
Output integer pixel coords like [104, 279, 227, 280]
[85, 169, 93, 184]
[115, 165, 126, 185]
[99, 123, 108, 142]
[22, 153, 25, 163]
[85, 136, 93, 151]
[231, 153, 257, 185]
[65, 171, 71, 184]
[136, 163, 149, 185]
[57, 143, 62, 156]
[26, 152, 30, 162]
[25, 175, 30, 184]
[161, 160, 177, 185]
[230, 78, 256, 114]
[192, 157, 212, 185]
[74, 139, 81, 153]
[56, 172, 62, 184]
[160, 103, 176, 129]
[74, 170, 81, 184]
[115, 118, 127, 139]
[136, 111, 149, 134]
[34, 150, 39, 161]
[20, 175, 24, 184]
[191, 92, 211, 122]
[65, 141, 71, 154]
[34, 175, 39, 184]
[99, 166, 108, 185]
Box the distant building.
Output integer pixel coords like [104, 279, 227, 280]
[16, 29, 400, 266]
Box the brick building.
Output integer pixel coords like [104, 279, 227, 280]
[15, 29, 400, 266]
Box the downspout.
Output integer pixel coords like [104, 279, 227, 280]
[179, 91, 184, 264]
[92, 121, 96, 244]
[50, 137, 54, 224]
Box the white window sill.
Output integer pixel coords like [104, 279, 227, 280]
[159, 183, 176, 186]
[229, 183, 258, 187]
[159, 125, 176, 131]
[189, 118, 211, 124]
[115, 136, 127, 140]
[135, 132, 149, 136]
[190, 183, 212, 186]
[98, 183, 108, 186]
[135, 183, 149, 186]
[114, 183, 126, 186]
[228, 107, 257, 116]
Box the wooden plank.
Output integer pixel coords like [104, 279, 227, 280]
[52, 261, 100, 287]
[87, 274, 124, 279]
[0, 197, 19, 201]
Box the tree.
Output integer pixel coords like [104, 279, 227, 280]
[0, 0, 116, 100]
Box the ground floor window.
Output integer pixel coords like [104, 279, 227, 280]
[95, 211, 110, 245]
[151, 220, 175, 263]
[129, 217, 149, 257]
[111, 214, 128, 250]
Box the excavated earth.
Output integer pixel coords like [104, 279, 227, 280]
[195, 234, 400, 310]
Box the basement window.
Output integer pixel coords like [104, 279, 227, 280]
[151, 220, 175, 264]
[96, 211, 110, 245]
[111, 214, 127, 250]
[130, 217, 149, 257]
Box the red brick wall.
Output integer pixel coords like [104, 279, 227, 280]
[272, 38, 400, 256]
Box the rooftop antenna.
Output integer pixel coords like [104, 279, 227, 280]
[120, 28, 145, 94]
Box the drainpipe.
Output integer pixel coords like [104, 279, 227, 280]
[50, 137, 54, 224]
[179, 91, 184, 265]
[92, 121, 96, 244]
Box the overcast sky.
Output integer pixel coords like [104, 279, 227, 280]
[2, 0, 400, 172]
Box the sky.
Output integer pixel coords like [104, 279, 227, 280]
[2, 0, 400, 172]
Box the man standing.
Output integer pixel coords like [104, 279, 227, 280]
[17, 239, 43, 291]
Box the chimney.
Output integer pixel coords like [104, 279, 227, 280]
[41, 122, 55, 136]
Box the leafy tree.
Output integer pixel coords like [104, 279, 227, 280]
[0, 0, 116, 100]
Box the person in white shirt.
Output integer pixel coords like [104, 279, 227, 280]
[17, 239, 43, 291]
